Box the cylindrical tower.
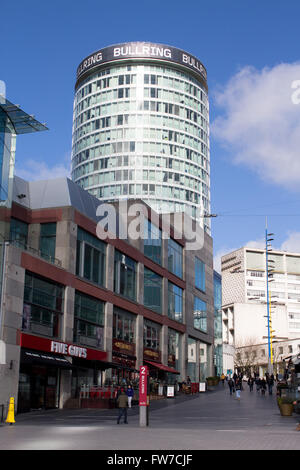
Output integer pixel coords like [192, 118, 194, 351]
[71, 42, 210, 232]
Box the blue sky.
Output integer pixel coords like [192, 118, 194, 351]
[2, 0, 300, 268]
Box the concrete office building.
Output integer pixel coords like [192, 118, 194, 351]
[0, 174, 214, 414]
[221, 247, 300, 374]
[71, 42, 211, 233]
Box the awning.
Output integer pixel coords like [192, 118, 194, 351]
[0, 97, 48, 134]
[145, 360, 180, 374]
[21, 349, 74, 369]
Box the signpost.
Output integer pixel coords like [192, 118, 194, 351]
[139, 365, 149, 427]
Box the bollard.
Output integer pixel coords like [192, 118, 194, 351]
[6, 397, 15, 425]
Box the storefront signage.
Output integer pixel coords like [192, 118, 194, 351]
[167, 386, 175, 397]
[19, 333, 107, 362]
[51, 341, 87, 359]
[143, 348, 161, 362]
[76, 42, 207, 84]
[113, 338, 135, 356]
[139, 365, 148, 406]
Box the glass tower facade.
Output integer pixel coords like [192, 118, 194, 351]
[72, 42, 210, 232]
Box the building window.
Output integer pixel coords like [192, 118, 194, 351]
[144, 219, 162, 265]
[168, 328, 181, 375]
[76, 227, 106, 286]
[74, 291, 104, 348]
[195, 258, 205, 292]
[39, 222, 56, 262]
[168, 238, 183, 278]
[143, 320, 160, 350]
[144, 267, 162, 314]
[194, 296, 207, 332]
[9, 218, 28, 248]
[168, 282, 183, 322]
[113, 307, 135, 343]
[114, 250, 137, 301]
[23, 272, 63, 338]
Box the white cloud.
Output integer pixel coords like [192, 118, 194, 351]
[214, 232, 300, 273]
[212, 62, 300, 189]
[280, 231, 300, 252]
[15, 159, 70, 181]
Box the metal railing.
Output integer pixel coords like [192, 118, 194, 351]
[10, 240, 62, 268]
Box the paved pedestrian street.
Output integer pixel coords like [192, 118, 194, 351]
[1, 384, 300, 450]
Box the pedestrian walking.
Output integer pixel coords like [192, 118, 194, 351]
[261, 378, 267, 396]
[117, 388, 128, 424]
[228, 378, 234, 396]
[256, 377, 261, 393]
[235, 380, 241, 400]
[221, 373, 226, 386]
[126, 384, 134, 408]
[267, 375, 274, 395]
[248, 376, 254, 392]
[239, 375, 243, 391]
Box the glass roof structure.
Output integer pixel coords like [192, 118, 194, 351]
[0, 97, 48, 134]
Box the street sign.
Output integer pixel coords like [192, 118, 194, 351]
[139, 365, 148, 406]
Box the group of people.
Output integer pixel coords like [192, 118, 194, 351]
[254, 374, 275, 395]
[226, 372, 275, 399]
[227, 373, 244, 399]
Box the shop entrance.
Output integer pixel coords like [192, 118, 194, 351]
[18, 365, 59, 413]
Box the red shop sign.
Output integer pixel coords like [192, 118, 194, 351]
[19, 333, 107, 362]
[139, 365, 148, 406]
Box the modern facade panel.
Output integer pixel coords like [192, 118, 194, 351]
[71, 42, 211, 232]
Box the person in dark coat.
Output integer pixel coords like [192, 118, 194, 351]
[261, 378, 267, 396]
[248, 376, 254, 392]
[267, 375, 274, 395]
[228, 378, 234, 396]
[117, 389, 128, 424]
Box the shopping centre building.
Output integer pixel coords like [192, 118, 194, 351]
[71, 42, 211, 233]
[0, 175, 214, 413]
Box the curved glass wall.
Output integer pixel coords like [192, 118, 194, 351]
[72, 61, 210, 232]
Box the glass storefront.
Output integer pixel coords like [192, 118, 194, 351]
[18, 362, 60, 413]
[199, 342, 210, 382]
[187, 337, 197, 381]
[168, 328, 181, 382]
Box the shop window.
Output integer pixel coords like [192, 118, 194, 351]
[194, 296, 207, 332]
[168, 282, 183, 323]
[22, 272, 63, 338]
[76, 227, 106, 286]
[114, 250, 137, 301]
[144, 219, 162, 265]
[143, 320, 160, 350]
[168, 238, 183, 278]
[144, 267, 162, 314]
[74, 291, 104, 348]
[39, 223, 56, 263]
[195, 258, 205, 292]
[113, 307, 135, 343]
[10, 218, 28, 248]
